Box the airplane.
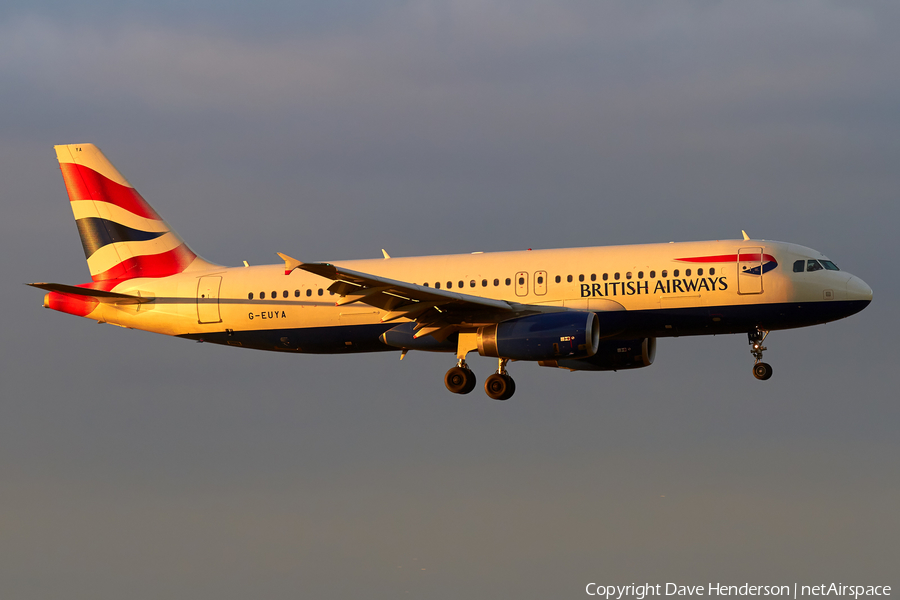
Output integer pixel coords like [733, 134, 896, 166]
[30, 144, 873, 400]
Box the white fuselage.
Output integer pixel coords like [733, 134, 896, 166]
[74, 238, 871, 353]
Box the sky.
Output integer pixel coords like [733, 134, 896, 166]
[1, 1, 898, 598]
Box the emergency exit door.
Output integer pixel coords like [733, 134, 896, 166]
[515, 271, 528, 297]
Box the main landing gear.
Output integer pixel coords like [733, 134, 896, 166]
[444, 357, 516, 400]
[484, 358, 515, 401]
[749, 328, 773, 381]
[444, 359, 477, 394]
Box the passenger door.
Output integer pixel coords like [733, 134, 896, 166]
[737, 247, 763, 295]
[197, 276, 222, 323]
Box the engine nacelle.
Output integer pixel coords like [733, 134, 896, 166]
[539, 337, 656, 371]
[476, 312, 599, 361]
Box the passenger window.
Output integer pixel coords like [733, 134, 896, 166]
[260, 291, 265, 299]
[567, 275, 573, 283]
[318, 289, 324, 296]
[590, 274, 596, 282]
[518, 277, 525, 285]
[709, 268, 715, 275]
[603, 273, 608, 281]
[248, 292, 254, 300]
[537, 276, 544, 284]
[650, 271, 655, 278]
[459, 281, 464, 288]
[578, 274, 584, 282]
[306, 289, 312, 297]
[638, 271, 643, 279]
[294, 290, 300, 297]
[447, 281, 452, 289]
[555, 275, 561, 283]
[435, 282, 441, 289]
[614, 273, 620, 280]
[470, 280, 476, 287]
[494, 279, 500, 286]
[505, 278, 511, 286]
[793, 260, 805, 272]
[482, 279, 488, 287]
[673, 270, 679, 277]
[807, 260, 823, 272]
[423, 282, 429, 287]
[685, 269, 691, 277]
[821, 260, 840, 271]
[661, 270, 668, 277]
[283, 290, 288, 298]
[698, 268, 703, 276]
[271, 291, 276, 298]
[626, 272, 632, 280]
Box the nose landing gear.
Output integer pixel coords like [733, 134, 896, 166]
[444, 359, 477, 394]
[484, 358, 516, 400]
[748, 328, 773, 380]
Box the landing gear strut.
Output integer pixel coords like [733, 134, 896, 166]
[748, 328, 773, 380]
[444, 359, 477, 394]
[484, 358, 516, 400]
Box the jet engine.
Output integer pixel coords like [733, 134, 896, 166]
[476, 311, 600, 361]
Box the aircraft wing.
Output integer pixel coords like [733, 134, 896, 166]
[278, 253, 555, 340]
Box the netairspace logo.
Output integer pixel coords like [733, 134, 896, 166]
[585, 583, 892, 600]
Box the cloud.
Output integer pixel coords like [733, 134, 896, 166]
[1, 0, 894, 122]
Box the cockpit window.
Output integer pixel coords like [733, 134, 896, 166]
[820, 260, 840, 271]
[807, 260, 823, 272]
[793, 260, 804, 272]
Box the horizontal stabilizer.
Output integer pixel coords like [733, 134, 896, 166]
[27, 282, 152, 304]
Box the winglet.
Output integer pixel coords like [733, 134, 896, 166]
[741, 230, 750, 241]
[382, 249, 391, 259]
[277, 252, 303, 275]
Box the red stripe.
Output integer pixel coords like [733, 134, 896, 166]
[59, 163, 161, 220]
[91, 243, 197, 281]
[676, 254, 776, 263]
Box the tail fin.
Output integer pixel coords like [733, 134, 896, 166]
[55, 144, 218, 281]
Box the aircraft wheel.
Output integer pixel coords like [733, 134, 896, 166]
[445, 366, 476, 394]
[753, 362, 773, 381]
[501, 376, 516, 400]
[461, 369, 477, 394]
[485, 373, 515, 400]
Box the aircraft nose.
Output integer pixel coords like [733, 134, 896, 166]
[846, 275, 873, 303]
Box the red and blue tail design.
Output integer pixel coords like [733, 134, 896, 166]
[55, 144, 216, 282]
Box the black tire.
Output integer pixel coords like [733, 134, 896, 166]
[485, 373, 511, 400]
[753, 362, 773, 381]
[499, 375, 516, 400]
[461, 370, 478, 394]
[445, 366, 475, 394]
